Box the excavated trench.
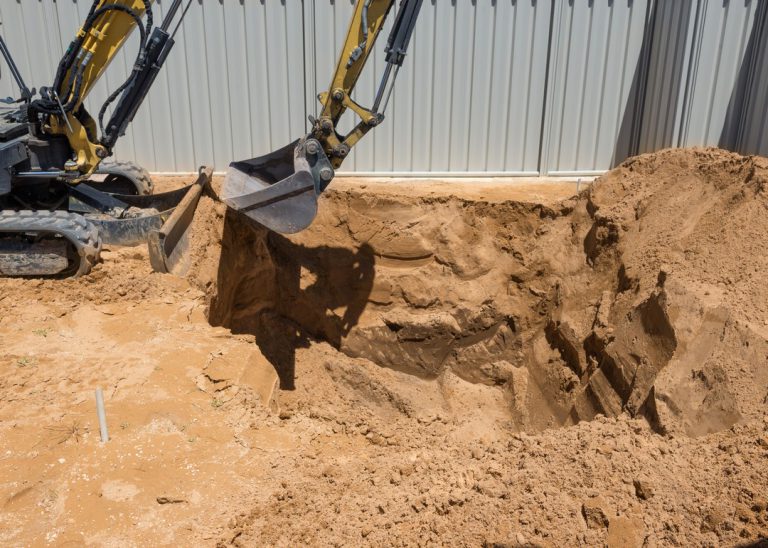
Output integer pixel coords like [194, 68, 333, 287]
[195, 149, 768, 435]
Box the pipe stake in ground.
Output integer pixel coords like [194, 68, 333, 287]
[95, 388, 109, 443]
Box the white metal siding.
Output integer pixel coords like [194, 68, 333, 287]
[682, 0, 768, 155]
[542, 0, 652, 175]
[0, 0, 765, 175]
[305, 0, 551, 174]
[732, 5, 768, 155]
[681, 1, 758, 148]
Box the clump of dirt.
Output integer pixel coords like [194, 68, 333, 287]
[192, 148, 768, 438]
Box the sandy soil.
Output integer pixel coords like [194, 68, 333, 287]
[1, 148, 767, 547]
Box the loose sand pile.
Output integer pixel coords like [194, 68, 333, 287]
[0, 147, 766, 546]
[200, 147, 768, 437]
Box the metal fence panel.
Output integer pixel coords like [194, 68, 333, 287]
[681, 1, 758, 149]
[732, 4, 768, 155]
[542, 0, 653, 175]
[0, 1, 765, 175]
[680, 0, 767, 156]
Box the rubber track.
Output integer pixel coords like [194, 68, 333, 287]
[97, 160, 154, 195]
[0, 210, 102, 277]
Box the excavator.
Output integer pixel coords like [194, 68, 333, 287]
[0, 0, 423, 278]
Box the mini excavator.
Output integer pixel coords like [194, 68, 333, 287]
[0, 0, 208, 277]
[0, 0, 424, 278]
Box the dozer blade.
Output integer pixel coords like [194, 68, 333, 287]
[147, 166, 212, 275]
[221, 138, 334, 234]
[71, 179, 212, 248]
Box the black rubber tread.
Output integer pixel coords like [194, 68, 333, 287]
[0, 210, 102, 277]
[95, 159, 154, 195]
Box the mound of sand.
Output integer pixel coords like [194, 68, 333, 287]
[1, 147, 766, 546]
[196, 147, 768, 438]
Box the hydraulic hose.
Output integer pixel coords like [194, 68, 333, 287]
[97, 6, 154, 138]
[34, 2, 151, 119]
[53, 0, 99, 92]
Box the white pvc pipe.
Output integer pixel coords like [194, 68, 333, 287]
[95, 388, 109, 443]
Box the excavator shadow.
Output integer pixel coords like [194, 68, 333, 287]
[208, 210, 375, 390]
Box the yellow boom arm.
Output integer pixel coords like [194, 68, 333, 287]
[45, 1, 150, 177]
[311, 0, 424, 169]
[30, 0, 188, 180]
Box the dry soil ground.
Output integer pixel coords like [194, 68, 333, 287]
[0, 148, 767, 547]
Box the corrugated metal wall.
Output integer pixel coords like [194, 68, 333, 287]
[304, 0, 552, 175]
[542, 0, 653, 175]
[0, 0, 765, 175]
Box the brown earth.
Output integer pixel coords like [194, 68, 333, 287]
[1, 147, 767, 546]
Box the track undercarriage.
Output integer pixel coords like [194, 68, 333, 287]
[0, 173, 210, 278]
[0, 117, 210, 278]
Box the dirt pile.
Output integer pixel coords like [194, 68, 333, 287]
[1, 148, 767, 546]
[195, 148, 768, 438]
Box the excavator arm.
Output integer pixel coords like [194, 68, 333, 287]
[223, 0, 424, 233]
[313, 0, 423, 168]
[30, 0, 189, 180]
[40, 0, 149, 178]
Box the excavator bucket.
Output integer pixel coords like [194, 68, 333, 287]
[221, 138, 335, 234]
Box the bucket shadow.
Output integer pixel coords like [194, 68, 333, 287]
[209, 210, 375, 390]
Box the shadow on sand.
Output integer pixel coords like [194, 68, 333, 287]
[208, 210, 375, 390]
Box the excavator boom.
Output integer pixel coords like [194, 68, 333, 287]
[223, 0, 424, 234]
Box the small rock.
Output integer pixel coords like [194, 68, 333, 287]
[582, 499, 610, 529]
[528, 286, 547, 297]
[411, 496, 428, 513]
[701, 507, 726, 533]
[479, 360, 516, 384]
[633, 479, 654, 500]
[735, 503, 753, 523]
[751, 497, 767, 512]
[607, 516, 644, 548]
[399, 463, 415, 477]
[367, 432, 387, 446]
[475, 479, 507, 499]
